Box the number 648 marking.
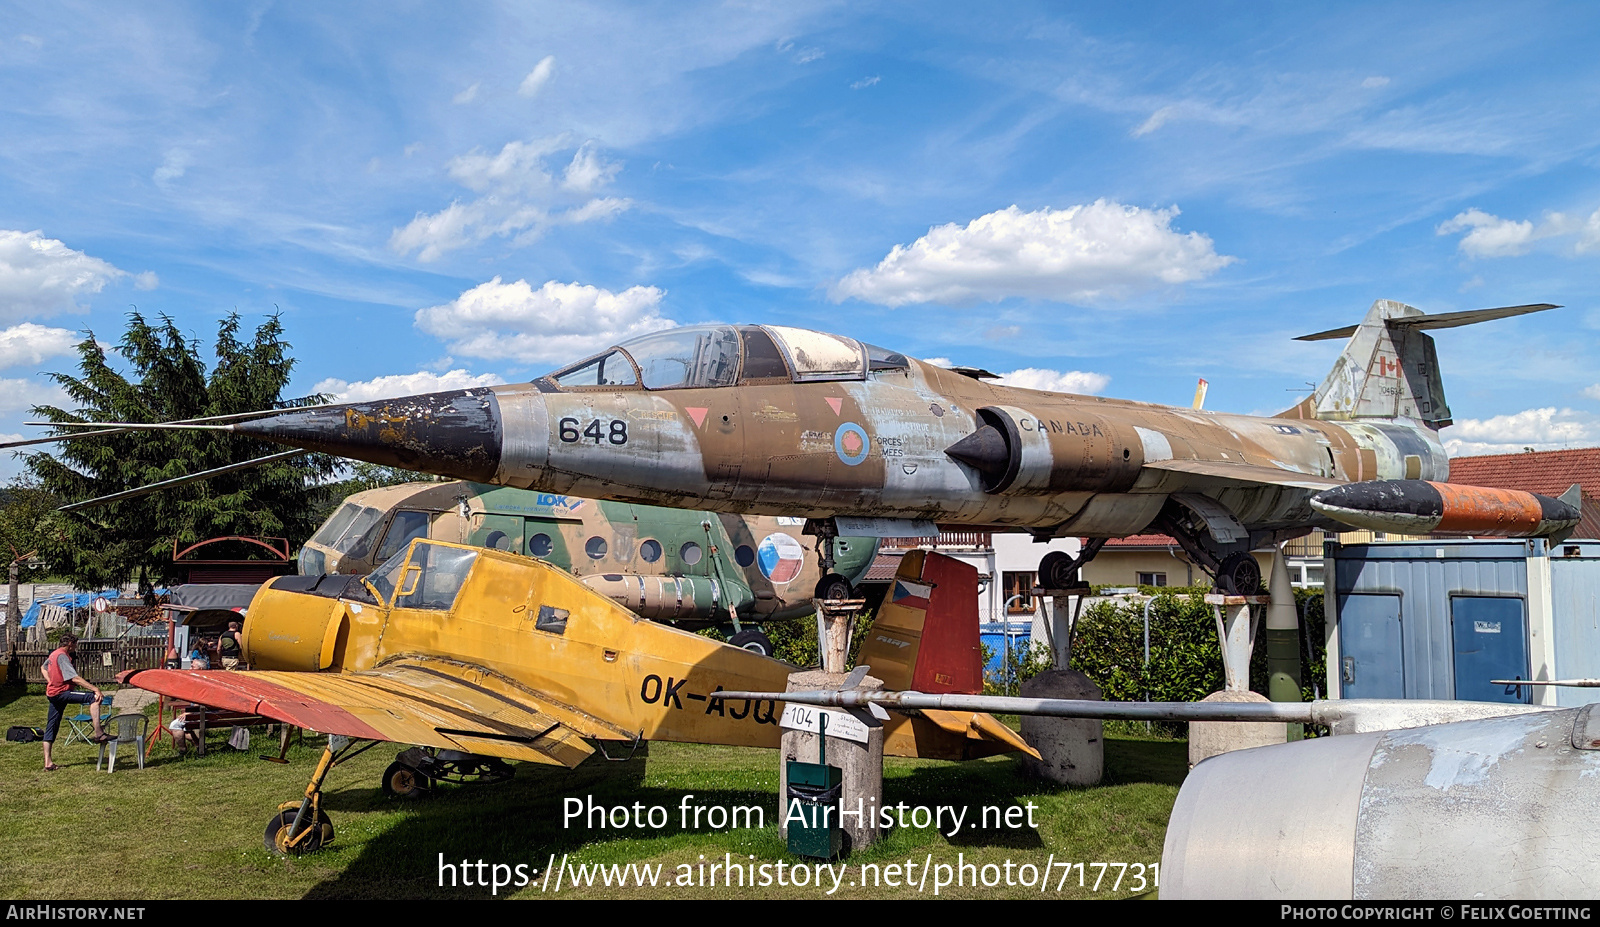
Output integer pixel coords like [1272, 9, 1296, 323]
[559, 417, 628, 445]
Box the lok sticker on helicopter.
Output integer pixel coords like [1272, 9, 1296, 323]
[757, 533, 806, 584]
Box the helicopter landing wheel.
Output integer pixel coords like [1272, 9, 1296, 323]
[728, 629, 774, 656]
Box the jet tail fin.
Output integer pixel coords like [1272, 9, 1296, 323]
[856, 549, 983, 695]
[1285, 300, 1557, 428]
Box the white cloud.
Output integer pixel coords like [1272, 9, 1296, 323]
[832, 201, 1234, 307]
[0, 324, 80, 369]
[1441, 407, 1599, 456]
[850, 76, 880, 90]
[414, 277, 673, 365]
[452, 82, 480, 105]
[996, 367, 1111, 395]
[1361, 76, 1390, 89]
[1436, 209, 1537, 258]
[518, 56, 555, 97]
[1132, 105, 1177, 137]
[1585, 384, 1600, 401]
[1437, 206, 1600, 258]
[314, 369, 505, 404]
[153, 148, 191, 189]
[0, 377, 67, 414]
[562, 143, 620, 193]
[391, 137, 630, 261]
[0, 230, 132, 322]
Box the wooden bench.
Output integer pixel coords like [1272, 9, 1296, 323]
[161, 702, 294, 757]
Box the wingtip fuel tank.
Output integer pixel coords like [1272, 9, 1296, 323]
[1310, 479, 1581, 540]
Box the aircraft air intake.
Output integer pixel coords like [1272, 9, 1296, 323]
[946, 406, 1141, 496]
[944, 424, 1011, 484]
[234, 388, 505, 482]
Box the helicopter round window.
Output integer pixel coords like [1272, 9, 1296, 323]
[586, 536, 609, 560]
[735, 545, 755, 567]
[639, 539, 663, 563]
[528, 534, 553, 557]
[680, 541, 703, 565]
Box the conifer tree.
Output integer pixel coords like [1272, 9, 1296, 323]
[25, 313, 336, 590]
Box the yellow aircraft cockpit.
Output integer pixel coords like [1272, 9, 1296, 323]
[354, 539, 477, 613]
[541, 324, 910, 391]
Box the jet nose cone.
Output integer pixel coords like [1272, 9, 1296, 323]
[235, 388, 504, 481]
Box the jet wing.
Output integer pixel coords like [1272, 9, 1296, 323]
[120, 657, 636, 768]
[1142, 457, 1344, 491]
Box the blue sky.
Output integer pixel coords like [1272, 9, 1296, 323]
[2, 1, 1598, 478]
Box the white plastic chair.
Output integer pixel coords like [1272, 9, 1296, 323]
[96, 714, 148, 772]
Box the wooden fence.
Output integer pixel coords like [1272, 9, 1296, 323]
[15, 640, 167, 686]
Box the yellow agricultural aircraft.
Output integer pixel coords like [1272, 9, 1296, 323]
[121, 543, 1027, 853]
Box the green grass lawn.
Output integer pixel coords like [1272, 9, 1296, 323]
[0, 685, 1187, 900]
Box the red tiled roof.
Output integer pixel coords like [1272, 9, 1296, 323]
[1447, 447, 1600, 498]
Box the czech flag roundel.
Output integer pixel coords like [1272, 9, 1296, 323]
[757, 533, 805, 584]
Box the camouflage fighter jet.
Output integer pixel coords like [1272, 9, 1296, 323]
[37, 299, 1583, 593]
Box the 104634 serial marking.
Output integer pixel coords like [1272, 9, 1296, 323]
[559, 417, 628, 445]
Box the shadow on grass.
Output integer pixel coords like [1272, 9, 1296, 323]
[303, 748, 794, 899]
[295, 734, 1190, 898]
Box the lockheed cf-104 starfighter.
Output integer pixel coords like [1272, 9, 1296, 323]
[36, 298, 1582, 593]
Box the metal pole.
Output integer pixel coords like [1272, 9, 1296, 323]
[1001, 594, 1025, 694]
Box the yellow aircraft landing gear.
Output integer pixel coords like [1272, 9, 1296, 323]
[266, 737, 376, 855]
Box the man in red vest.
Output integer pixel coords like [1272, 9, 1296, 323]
[42, 633, 108, 770]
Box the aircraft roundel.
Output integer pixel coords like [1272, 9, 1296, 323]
[757, 533, 805, 584]
[834, 422, 870, 466]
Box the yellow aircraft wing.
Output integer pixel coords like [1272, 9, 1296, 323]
[120, 656, 628, 768]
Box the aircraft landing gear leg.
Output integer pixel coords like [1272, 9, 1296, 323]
[806, 518, 857, 602]
[1037, 538, 1105, 590]
[265, 737, 377, 855]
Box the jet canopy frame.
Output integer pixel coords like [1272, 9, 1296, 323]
[544, 324, 907, 391]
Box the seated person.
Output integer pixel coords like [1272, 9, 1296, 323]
[167, 708, 203, 755]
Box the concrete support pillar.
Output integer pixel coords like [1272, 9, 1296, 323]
[1197, 593, 1285, 763]
[1187, 690, 1286, 766]
[813, 599, 863, 674]
[1019, 669, 1103, 785]
[1017, 591, 1102, 785]
[779, 669, 884, 853]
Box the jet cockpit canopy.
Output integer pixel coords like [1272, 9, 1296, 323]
[544, 324, 907, 391]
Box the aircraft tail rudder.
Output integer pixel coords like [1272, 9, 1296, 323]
[856, 549, 983, 695]
[1284, 300, 1557, 429]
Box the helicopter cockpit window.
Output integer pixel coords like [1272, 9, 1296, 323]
[311, 503, 386, 554]
[551, 350, 638, 388]
[761, 325, 867, 381]
[364, 541, 479, 611]
[616, 325, 742, 390]
[376, 510, 431, 562]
